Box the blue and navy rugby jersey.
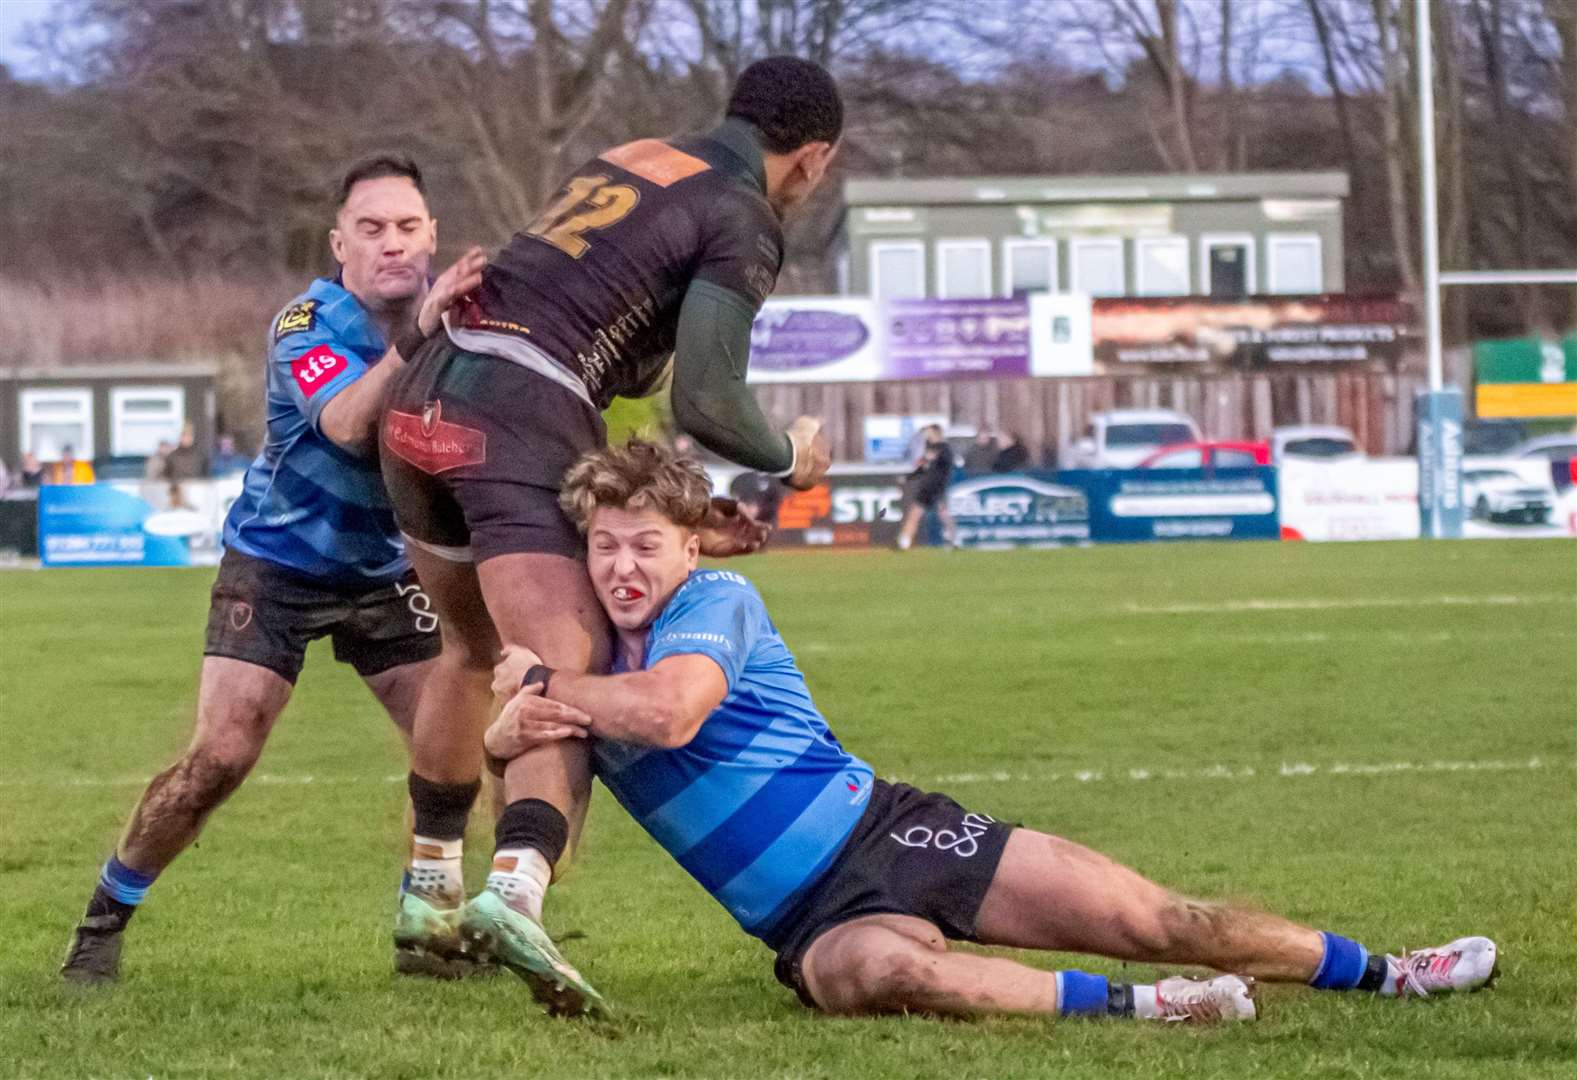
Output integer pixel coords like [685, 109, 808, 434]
[222, 277, 406, 585]
[593, 569, 875, 939]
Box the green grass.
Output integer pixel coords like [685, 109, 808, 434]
[2, 540, 1575, 1079]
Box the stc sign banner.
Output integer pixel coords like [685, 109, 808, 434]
[769, 472, 905, 548]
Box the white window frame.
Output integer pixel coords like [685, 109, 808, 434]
[935, 238, 993, 299]
[1199, 232, 1258, 297]
[869, 240, 927, 300]
[110, 385, 186, 457]
[20, 387, 94, 461]
[1001, 238, 1058, 296]
[1134, 235, 1192, 296]
[1069, 236, 1126, 297]
[1266, 232, 1324, 295]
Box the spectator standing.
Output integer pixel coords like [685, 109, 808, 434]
[144, 441, 173, 482]
[46, 446, 95, 485]
[165, 423, 207, 482]
[210, 435, 251, 476]
[896, 424, 957, 550]
[993, 432, 1030, 473]
[19, 452, 44, 488]
[963, 430, 999, 474]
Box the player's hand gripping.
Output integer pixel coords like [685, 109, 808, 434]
[485, 644, 591, 765]
[417, 245, 487, 337]
[784, 415, 831, 491]
[697, 496, 770, 558]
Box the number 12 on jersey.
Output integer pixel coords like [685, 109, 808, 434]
[526, 175, 639, 258]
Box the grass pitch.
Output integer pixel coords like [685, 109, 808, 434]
[2, 539, 1574, 1079]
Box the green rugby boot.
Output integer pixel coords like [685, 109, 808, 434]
[460, 889, 606, 1017]
[393, 873, 483, 980]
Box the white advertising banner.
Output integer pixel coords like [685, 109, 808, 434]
[1281, 457, 1576, 541]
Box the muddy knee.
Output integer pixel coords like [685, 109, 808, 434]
[844, 948, 941, 1013]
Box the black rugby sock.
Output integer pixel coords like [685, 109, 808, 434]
[408, 772, 481, 842]
[495, 798, 570, 866]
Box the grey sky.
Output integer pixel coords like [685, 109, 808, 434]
[0, 0, 56, 78]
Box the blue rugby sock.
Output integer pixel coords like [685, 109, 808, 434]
[83, 855, 159, 932]
[1055, 970, 1112, 1017]
[1309, 931, 1372, 990]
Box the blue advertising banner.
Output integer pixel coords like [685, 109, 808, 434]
[39, 485, 199, 567]
[945, 473, 1090, 548]
[1416, 388, 1466, 539]
[1056, 468, 1280, 543]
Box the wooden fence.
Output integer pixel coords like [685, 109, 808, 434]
[753, 370, 1431, 465]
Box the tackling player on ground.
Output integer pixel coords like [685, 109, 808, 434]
[485, 438, 1500, 1020]
[61, 156, 485, 985]
[378, 57, 839, 1009]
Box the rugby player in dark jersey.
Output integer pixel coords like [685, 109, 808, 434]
[60, 157, 485, 985]
[378, 58, 840, 1010]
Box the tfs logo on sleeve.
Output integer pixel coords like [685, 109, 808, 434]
[291, 345, 349, 398]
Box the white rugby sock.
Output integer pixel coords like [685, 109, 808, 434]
[485, 846, 552, 923]
[408, 835, 464, 903]
[1131, 984, 1162, 1019]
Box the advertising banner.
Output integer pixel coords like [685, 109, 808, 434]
[708, 469, 906, 548]
[1090, 294, 1411, 369]
[1473, 335, 1577, 418]
[945, 473, 1090, 548]
[863, 414, 949, 464]
[1416, 388, 1466, 539]
[39, 477, 244, 568]
[1279, 456, 1575, 541]
[1060, 468, 1280, 543]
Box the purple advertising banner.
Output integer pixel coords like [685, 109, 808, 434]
[884, 298, 1032, 379]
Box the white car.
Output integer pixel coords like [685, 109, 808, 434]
[1069, 409, 1201, 469]
[1271, 425, 1363, 463]
[1463, 467, 1557, 524]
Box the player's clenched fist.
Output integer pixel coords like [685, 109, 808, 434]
[784, 416, 831, 491]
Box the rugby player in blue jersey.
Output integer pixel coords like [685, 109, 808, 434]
[61, 156, 486, 985]
[479, 439, 1499, 1021]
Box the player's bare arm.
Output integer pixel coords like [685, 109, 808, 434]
[319, 246, 485, 454]
[491, 648, 725, 750]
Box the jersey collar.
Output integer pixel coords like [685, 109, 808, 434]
[707, 118, 768, 195]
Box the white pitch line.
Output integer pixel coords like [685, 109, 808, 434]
[928, 756, 1562, 786]
[7, 760, 1566, 791]
[1122, 595, 1575, 615]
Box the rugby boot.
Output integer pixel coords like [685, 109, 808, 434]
[1380, 936, 1499, 998]
[60, 916, 123, 986]
[1147, 974, 1258, 1022]
[459, 889, 607, 1017]
[393, 869, 481, 979]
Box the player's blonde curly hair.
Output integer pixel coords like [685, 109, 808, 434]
[559, 439, 712, 534]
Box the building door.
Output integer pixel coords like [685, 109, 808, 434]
[1208, 242, 1250, 298]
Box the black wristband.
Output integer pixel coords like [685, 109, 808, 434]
[391, 323, 428, 361]
[522, 664, 555, 695]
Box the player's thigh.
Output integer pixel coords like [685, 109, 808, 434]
[476, 552, 610, 672]
[800, 914, 947, 1014]
[973, 828, 1175, 954]
[360, 657, 435, 742]
[189, 656, 294, 763]
[403, 543, 500, 671]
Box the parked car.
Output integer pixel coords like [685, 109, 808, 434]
[1463, 467, 1556, 524]
[1271, 425, 1362, 463]
[1138, 441, 1270, 470]
[1508, 433, 1577, 492]
[1069, 409, 1201, 469]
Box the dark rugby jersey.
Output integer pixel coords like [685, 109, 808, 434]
[453, 120, 783, 409]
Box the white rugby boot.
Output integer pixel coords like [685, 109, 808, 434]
[1143, 974, 1258, 1022]
[1380, 936, 1499, 998]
